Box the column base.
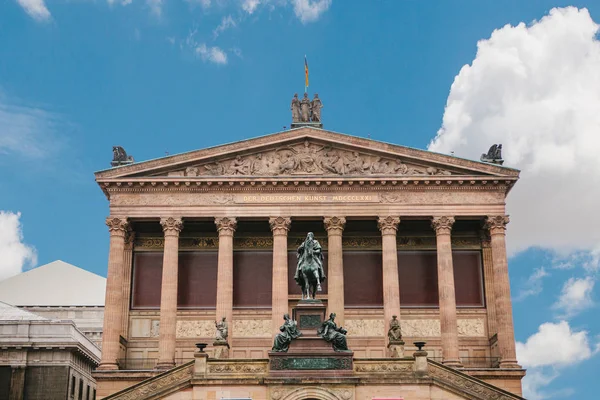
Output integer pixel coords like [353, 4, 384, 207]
[442, 359, 463, 368]
[155, 361, 175, 370]
[96, 362, 119, 371]
[499, 360, 521, 369]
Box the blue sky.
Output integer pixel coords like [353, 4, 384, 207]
[1, 1, 600, 398]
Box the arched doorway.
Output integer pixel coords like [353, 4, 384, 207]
[278, 387, 346, 400]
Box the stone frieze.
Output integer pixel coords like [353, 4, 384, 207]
[177, 140, 454, 177]
[175, 320, 214, 338]
[344, 319, 384, 336]
[232, 319, 271, 337]
[400, 318, 485, 337]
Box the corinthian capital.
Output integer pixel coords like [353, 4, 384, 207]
[431, 216, 455, 235]
[324, 216, 346, 235]
[160, 217, 183, 236]
[269, 217, 291, 235]
[106, 216, 129, 235]
[215, 217, 237, 236]
[378, 216, 400, 235]
[484, 215, 510, 234]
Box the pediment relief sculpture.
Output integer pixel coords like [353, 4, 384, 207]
[167, 141, 456, 177]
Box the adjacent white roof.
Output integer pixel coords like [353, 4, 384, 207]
[0, 260, 106, 306]
[0, 301, 48, 321]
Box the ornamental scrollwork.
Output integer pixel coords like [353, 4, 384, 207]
[377, 216, 400, 235]
[160, 217, 183, 235]
[354, 361, 413, 373]
[269, 217, 292, 235]
[208, 361, 268, 374]
[183, 140, 456, 177]
[484, 215, 510, 234]
[215, 217, 237, 235]
[106, 216, 129, 235]
[323, 216, 346, 235]
[431, 216, 455, 234]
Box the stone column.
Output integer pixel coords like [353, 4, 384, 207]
[121, 230, 135, 339]
[270, 217, 291, 337]
[324, 217, 346, 326]
[485, 215, 519, 368]
[378, 216, 401, 342]
[215, 217, 237, 339]
[432, 216, 461, 367]
[157, 217, 183, 370]
[98, 216, 129, 370]
[481, 234, 497, 339]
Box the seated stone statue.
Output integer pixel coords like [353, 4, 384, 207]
[388, 315, 403, 343]
[272, 314, 302, 352]
[317, 313, 350, 352]
[215, 317, 228, 343]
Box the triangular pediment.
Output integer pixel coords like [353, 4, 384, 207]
[95, 128, 519, 181]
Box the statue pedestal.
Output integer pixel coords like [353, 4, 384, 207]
[292, 299, 327, 335]
[387, 340, 405, 358]
[291, 122, 323, 129]
[212, 341, 230, 359]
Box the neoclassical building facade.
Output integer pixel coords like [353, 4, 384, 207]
[93, 127, 525, 400]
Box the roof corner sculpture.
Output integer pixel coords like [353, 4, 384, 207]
[480, 144, 504, 165]
[111, 146, 134, 167]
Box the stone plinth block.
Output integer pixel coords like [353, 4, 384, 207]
[212, 341, 230, 359]
[268, 350, 354, 378]
[387, 340, 405, 358]
[292, 299, 326, 335]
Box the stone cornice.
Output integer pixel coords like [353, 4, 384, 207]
[95, 128, 519, 180]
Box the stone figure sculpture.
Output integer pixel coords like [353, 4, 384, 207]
[311, 93, 323, 122]
[215, 317, 228, 343]
[291, 93, 301, 123]
[388, 315, 403, 342]
[300, 92, 311, 122]
[480, 144, 504, 165]
[295, 232, 326, 299]
[111, 146, 134, 167]
[271, 314, 302, 352]
[317, 313, 349, 352]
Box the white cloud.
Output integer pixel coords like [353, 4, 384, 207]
[146, 0, 162, 16]
[0, 212, 37, 281]
[242, 0, 261, 14]
[213, 15, 237, 38]
[517, 321, 594, 367]
[0, 91, 62, 159]
[553, 276, 595, 317]
[195, 44, 228, 64]
[516, 320, 598, 398]
[16, 0, 51, 21]
[427, 7, 600, 272]
[186, 0, 211, 8]
[291, 0, 331, 23]
[515, 266, 548, 301]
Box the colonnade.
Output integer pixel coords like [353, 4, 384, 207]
[97, 215, 519, 370]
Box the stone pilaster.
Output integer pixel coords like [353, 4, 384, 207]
[324, 216, 346, 326]
[377, 216, 401, 345]
[121, 230, 135, 339]
[98, 216, 129, 370]
[432, 216, 461, 367]
[215, 217, 237, 341]
[156, 217, 183, 370]
[485, 215, 520, 368]
[270, 217, 291, 337]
